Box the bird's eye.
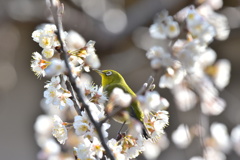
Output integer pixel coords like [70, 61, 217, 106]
[105, 71, 112, 76]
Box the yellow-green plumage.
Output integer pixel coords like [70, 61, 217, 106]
[95, 69, 150, 139]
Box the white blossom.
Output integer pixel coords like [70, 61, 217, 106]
[107, 139, 125, 160]
[74, 138, 95, 160]
[210, 122, 231, 153]
[110, 87, 132, 107]
[31, 52, 50, 78]
[65, 30, 86, 50]
[204, 147, 226, 160]
[231, 125, 240, 156]
[42, 48, 54, 59]
[91, 137, 104, 159]
[45, 58, 66, 77]
[52, 115, 68, 144]
[166, 20, 180, 38]
[172, 124, 192, 148]
[159, 68, 185, 88]
[73, 115, 90, 136]
[212, 59, 231, 90]
[138, 91, 169, 112]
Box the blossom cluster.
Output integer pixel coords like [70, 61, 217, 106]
[32, 21, 169, 159]
[147, 5, 231, 115]
[143, 1, 235, 159]
[31, 23, 100, 78]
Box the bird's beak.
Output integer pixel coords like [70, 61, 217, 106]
[92, 69, 103, 75]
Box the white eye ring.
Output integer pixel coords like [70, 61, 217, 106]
[106, 71, 112, 76]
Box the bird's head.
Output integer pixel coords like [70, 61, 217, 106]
[94, 69, 125, 87]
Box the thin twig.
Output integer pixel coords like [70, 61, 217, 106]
[65, 80, 82, 115]
[49, 1, 115, 159]
[136, 76, 154, 95]
[99, 107, 126, 125]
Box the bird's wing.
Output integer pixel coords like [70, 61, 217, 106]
[105, 83, 144, 120]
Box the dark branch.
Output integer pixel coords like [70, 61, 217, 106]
[49, 1, 115, 159]
[136, 76, 154, 95]
[65, 79, 82, 115]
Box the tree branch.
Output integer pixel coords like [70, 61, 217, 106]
[49, 1, 115, 159]
[136, 76, 154, 95]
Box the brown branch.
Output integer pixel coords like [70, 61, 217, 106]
[99, 107, 126, 125]
[49, 1, 115, 160]
[65, 79, 82, 115]
[136, 76, 154, 95]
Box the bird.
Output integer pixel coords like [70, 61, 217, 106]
[94, 69, 150, 139]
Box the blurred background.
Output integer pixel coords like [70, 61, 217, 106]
[0, 0, 240, 159]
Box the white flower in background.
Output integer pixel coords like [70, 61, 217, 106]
[173, 84, 198, 112]
[110, 87, 132, 107]
[159, 68, 185, 88]
[231, 125, 240, 156]
[189, 156, 204, 160]
[34, 115, 53, 135]
[40, 98, 63, 115]
[31, 52, 50, 78]
[149, 23, 167, 39]
[204, 147, 226, 160]
[204, 0, 223, 10]
[166, 20, 180, 38]
[186, 7, 202, 24]
[143, 134, 169, 160]
[149, 9, 180, 39]
[153, 9, 169, 23]
[42, 138, 61, 154]
[138, 91, 169, 112]
[186, 7, 216, 43]
[207, 59, 231, 90]
[146, 46, 175, 69]
[65, 30, 86, 50]
[146, 46, 165, 59]
[172, 124, 192, 148]
[52, 115, 68, 144]
[201, 97, 226, 116]
[199, 48, 217, 68]
[197, 4, 229, 41]
[210, 122, 231, 153]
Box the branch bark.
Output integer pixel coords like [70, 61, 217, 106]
[49, 1, 115, 159]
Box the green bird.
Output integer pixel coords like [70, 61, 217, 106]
[95, 69, 150, 139]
